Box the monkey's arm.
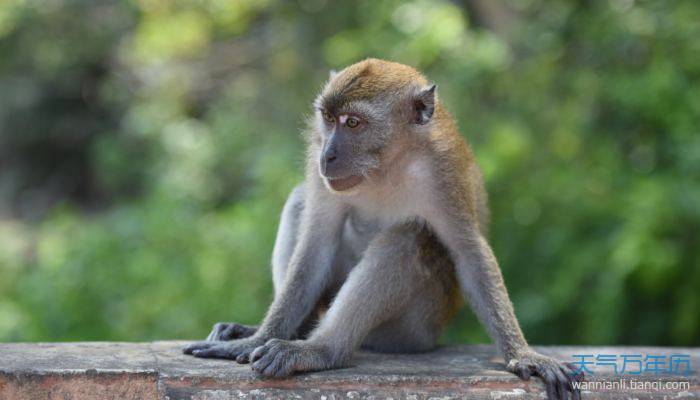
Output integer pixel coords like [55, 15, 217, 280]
[434, 218, 581, 400]
[447, 227, 528, 360]
[184, 178, 346, 361]
[256, 184, 346, 341]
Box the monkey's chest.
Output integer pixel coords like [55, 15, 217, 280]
[324, 211, 380, 290]
[341, 211, 381, 257]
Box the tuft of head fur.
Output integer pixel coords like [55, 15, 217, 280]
[318, 58, 429, 113]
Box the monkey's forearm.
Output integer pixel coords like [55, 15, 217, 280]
[453, 234, 529, 361]
[257, 188, 346, 340]
[451, 234, 583, 399]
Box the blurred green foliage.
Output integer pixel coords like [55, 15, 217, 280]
[0, 0, 698, 346]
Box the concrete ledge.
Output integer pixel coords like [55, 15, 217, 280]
[0, 342, 698, 399]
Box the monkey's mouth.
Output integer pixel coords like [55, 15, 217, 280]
[326, 175, 363, 192]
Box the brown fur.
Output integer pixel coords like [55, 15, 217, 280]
[185, 58, 581, 400]
[321, 59, 428, 112]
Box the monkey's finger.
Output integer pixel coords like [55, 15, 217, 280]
[206, 324, 222, 341]
[228, 324, 243, 337]
[238, 325, 257, 338]
[192, 349, 225, 359]
[215, 323, 235, 341]
[235, 353, 250, 364]
[250, 344, 270, 363]
[553, 368, 568, 400]
[565, 362, 585, 382]
[219, 325, 237, 340]
[562, 364, 581, 400]
[183, 341, 217, 354]
[261, 352, 288, 377]
[571, 384, 580, 400]
[252, 348, 279, 373]
[192, 345, 233, 359]
[560, 365, 573, 387]
[272, 357, 296, 378]
[542, 370, 558, 400]
[560, 365, 575, 386]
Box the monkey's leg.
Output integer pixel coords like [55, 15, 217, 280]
[362, 226, 458, 353]
[248, 223, 442, 377]
[360, 278, 457, 354]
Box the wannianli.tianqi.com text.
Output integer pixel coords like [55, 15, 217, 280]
[572, 379, 691, 392]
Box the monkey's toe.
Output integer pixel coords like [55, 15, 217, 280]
[183, 341, 221, 355]
[184, 336, 265, 361]
[206, 322, 258, 341]
[191, 343, 235, 359]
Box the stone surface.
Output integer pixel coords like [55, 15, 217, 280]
[0, 342, 698, 399]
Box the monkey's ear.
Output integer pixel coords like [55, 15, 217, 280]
[413, 84, 436, 125]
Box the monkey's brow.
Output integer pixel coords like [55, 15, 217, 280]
[318, 102, 359, 117]
[320, 95, 369, 115]
[319, 99, 379, 121]
[319, 96, 345, 114]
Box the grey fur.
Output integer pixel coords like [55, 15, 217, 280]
[183, 181, 457, 365]
[183, 59, 582, 400]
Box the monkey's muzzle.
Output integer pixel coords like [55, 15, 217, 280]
[326, 175, 363, 192]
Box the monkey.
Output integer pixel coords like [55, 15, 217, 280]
[184, 58, 583, 400]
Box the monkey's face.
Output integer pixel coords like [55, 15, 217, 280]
[313, 59, 436, 194]
[315, 101, 392, 193]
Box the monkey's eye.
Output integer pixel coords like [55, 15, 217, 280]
[321, 110, 335, 123]
[345, 116, 360, 128]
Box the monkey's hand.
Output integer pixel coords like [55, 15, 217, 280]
[249, 339, 343, 378]
[205, 322, 257, 341]
[182, 335, 267, 363]
[507, 349, 583, 400]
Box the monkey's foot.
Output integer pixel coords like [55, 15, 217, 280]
[182, 336, 266, 363]
[205, 322, 257, 341]
[249, 339, 344, 378]
[507, 350, 584, 400]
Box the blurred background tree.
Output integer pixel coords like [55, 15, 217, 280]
[0, 0, 698, 346]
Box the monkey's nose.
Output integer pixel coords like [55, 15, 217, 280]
[321, 148, 338, 175]
[324, 148, 338, 165]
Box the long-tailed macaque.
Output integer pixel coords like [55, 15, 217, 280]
[184, 59, 582, 400]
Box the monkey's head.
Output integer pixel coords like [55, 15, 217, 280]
[312, 58, 436, 194]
